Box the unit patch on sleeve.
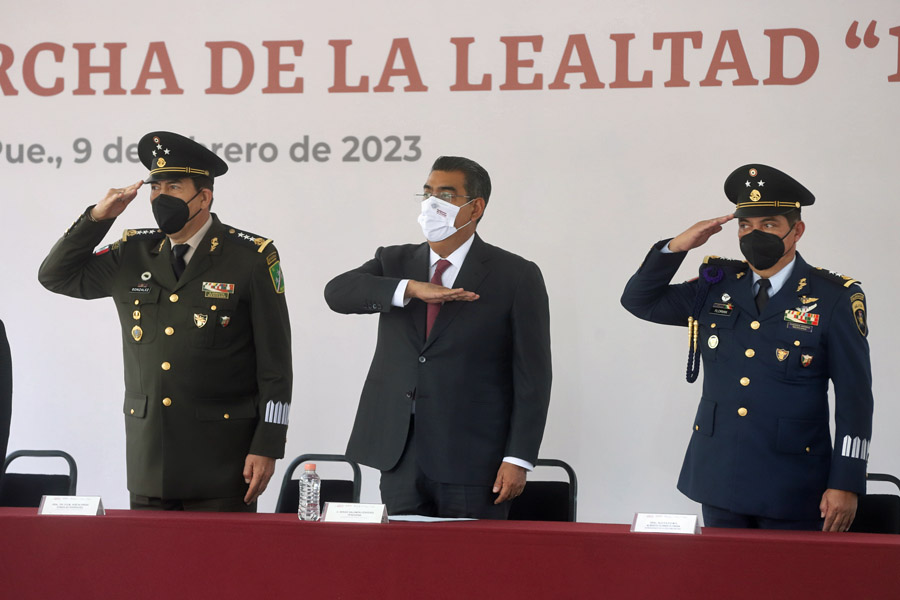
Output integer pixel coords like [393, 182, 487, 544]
[851, 292, 867, 337]
[269, 262, 285, 294]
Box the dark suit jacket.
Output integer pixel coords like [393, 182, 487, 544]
[0, 319, 11, 467]
[621, 242, 873, 520]
[325, 234, 552, 486]
[39, 208, 292, 499]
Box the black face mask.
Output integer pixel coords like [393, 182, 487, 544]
[739, 222, 796, 271]
[152, 190, 201, 235]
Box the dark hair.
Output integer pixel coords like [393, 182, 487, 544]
[430, 156, 491, 212]
[192, 175, 215, 192]
[784, 208, 801, 226]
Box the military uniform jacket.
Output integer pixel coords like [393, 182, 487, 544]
[324, 234, 552, 486]
[621, 240, 873, 520]
[39, 208, 292, 499]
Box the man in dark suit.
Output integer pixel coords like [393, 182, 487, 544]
[621, 163, 873, 531]
[325, 156, 552, 519]
[39, 131, 292, 511]
[0, 319, 11, 472]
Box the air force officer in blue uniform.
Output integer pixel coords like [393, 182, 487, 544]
[621, 164, 873, 531]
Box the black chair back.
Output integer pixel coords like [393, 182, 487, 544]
[508, 458, 578, 522]
[851, 473, 900, 534]
[275, 453, 362, 513]
[0, 450, 78, 507]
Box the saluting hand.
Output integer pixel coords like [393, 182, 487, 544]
[668, 214, 735, 253]
[405, 280, 480, 304]
[90, 180, 143, 221]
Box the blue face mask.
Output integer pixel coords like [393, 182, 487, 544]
[152, 190, 201, 234]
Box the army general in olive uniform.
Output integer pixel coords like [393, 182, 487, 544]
[39, 131, 292, 511]
[621, 164, 873, 532]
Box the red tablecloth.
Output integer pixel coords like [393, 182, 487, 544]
[0, 508, 898, 599]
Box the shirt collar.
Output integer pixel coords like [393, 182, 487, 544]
[751, 255, 797, 296]
[429, 234, 476, 268]
[169, 214, 213, 251]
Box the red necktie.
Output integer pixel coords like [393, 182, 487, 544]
[426, 259, 452, 338]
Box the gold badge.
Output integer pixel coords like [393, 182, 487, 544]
[157, 157, 166, 168]
[749, 189, 761, 202]
[131, 326, 143, 341]
[707, 334, 719, 349]
[851, 292, 867, 337]
[132, 310, 141, 320]
[210, 237, 219, 253]
[799, 296, 818, 304]
[776, 348, 789, 362]
[801, 354, 813, 367]
[796, 278, 807, 292]
[194, 313, 208, 328]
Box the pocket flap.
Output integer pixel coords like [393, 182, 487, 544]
[124, 393, 148, 418]
[195, 396, 257, 421]
[777, 418, 830, 455]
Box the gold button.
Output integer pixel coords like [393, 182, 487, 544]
[738, 407, 748, 417]
[740, 377, 750, 386]
[805, 446, 811, 453]
[132, 310, 141, 320]
[694, 425, 699, 431]
[162, 397, 172, 407]
[169, 293, 179, 303]
[224, 413, 230, 419]
[229, 228, 236, 234]
[134, 300, 140, 306]
[165, 327, 174, 335]
[710, 323, 717, 329]
[745, 349, 756, 358]
[130, 408, 135, 415]
[211, 305, 217, 311]
[161, 361, 171, 371]
[794, 340, 801, 347]
[750, 321, 760, 330]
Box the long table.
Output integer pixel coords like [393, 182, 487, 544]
[1, 508, 898, 599]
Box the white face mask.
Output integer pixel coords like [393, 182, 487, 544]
[417, 197, 474, 242]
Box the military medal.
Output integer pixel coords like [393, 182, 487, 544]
[132, 310, 141, 320]
[799, 296, 818, 304]
[784, 309, 819, 326]
[707, 335, 719, 349]
[776, 348, 789, 362]
[219, 315, 231, 328]
[131, 326, 143, 341]
[801, 354, 813, 367]
[194, 313, 208, 328]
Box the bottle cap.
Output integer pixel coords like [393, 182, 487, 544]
[304, 463, 317, 471]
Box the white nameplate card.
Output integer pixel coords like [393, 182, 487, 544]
[38, 495, 105, 516]
[321, 502, 388, 524]
[631, 513, 700, 534]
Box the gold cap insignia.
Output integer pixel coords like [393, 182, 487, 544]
[749, 189, 761, 202]
[157, 157, 166, 168]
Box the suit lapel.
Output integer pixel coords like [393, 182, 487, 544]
[409, 243, 430, 345]
[422, 234, 490, 351]
[149, 236, 178, 291]
[765, 253, 811, 319]
[727, 269, 756, 317]
[172, 215, 226, 292]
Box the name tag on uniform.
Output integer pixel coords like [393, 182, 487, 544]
[709, 303, 733, 316]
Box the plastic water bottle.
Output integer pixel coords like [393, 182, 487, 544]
[298, 463, 321, 521]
